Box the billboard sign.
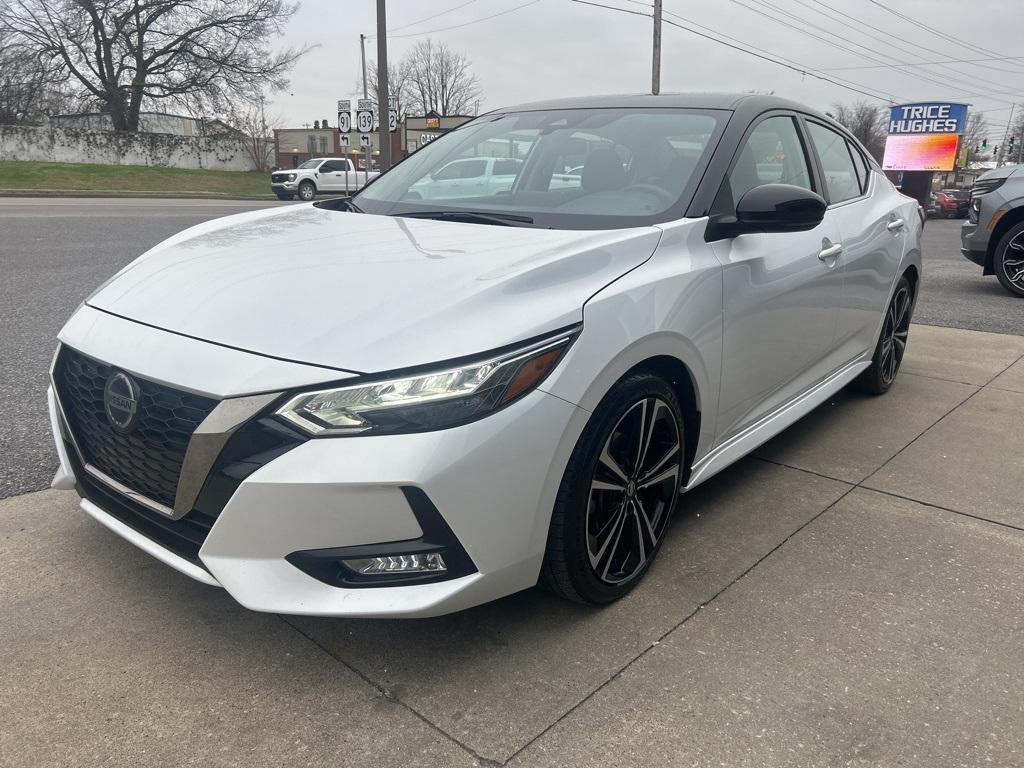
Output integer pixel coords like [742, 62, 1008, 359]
[883, 102, 968, 171]
[887, 102, 967, 135]
[882, 133, 960, 172]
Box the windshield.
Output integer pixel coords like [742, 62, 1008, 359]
[298, 159, 322, 169]
[354, 108, 727, 229]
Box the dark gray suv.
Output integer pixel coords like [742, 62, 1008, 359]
[961, 165, 1024, 297]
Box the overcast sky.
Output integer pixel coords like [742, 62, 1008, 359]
[276, 0, 1022, 139]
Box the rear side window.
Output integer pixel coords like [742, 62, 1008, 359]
[807, 122, 862, 203]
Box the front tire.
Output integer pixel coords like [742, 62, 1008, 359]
[542, 373, 685, 605]
[297, 181, 316, 201]
[851, 275, 913, 395]
[994, 222, 1024, 298]
[276, 193, 294, 201]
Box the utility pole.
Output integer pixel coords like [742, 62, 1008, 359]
[997, 103, 1014, 168]
[359, 33, 371, 184]
[652, 0, 662, 95]
[376, 0, 391, 171]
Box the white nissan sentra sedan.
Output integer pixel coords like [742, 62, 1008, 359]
[48, 94, 921, 618]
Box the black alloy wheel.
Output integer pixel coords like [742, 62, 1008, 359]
[543, 373, 685, 604]
[852, 275, 913, 395]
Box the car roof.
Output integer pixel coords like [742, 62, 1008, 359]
[485, 92, 834, 122]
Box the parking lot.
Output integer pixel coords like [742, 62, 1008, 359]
[2, 199, 1024, 767]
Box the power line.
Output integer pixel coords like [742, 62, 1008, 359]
[864, 0, 1020, 65]
[569, 0, 652, 18]
[389, 0, 486, 33]
[659, 16, 897, 102]
[796, 0, 1024, 85]
[823, 54, 1024, 72]
[369, 0, 541, 39]
[730, 0, 1009, 102]
[661, 6, 903, 101]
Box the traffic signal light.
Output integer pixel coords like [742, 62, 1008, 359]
[994, 145, 999, 156]
[1011, 136, 1016, 151]
[982, 138, 988, 149]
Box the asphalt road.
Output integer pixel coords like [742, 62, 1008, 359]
[0, 198, 288, 500]
[0, 199, 1018, 500]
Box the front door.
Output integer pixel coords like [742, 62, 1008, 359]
[710, 114, 844, 444]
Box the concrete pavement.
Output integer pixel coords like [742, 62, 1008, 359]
[2, 323, 1022, 768]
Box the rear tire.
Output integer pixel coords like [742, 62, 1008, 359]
[994, 222, 1024, 298]
[541, 373, 685, 605]
[851, 275, 913, 395]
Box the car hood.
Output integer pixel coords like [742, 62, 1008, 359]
[87, 205, 663, 373]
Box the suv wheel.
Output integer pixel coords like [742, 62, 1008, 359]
[297, 180, 316, 201]
[994, 222, 1024, 298]
[542, 373, 685, 605]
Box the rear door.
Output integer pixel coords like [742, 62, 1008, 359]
[710, 113, 844, 444]
[802, 119, 906, 364]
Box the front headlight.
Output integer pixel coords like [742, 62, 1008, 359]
[287, 173, 297, 181]
[276, 329, 578, 436]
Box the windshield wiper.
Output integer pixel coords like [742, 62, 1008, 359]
[396, 210, 534, 226]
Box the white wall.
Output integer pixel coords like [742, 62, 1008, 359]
[0, 124, 258, 171]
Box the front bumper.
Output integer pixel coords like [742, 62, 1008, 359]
[271, 181, 298, 193]
[960, 219, 988, 269]
[50, 310, 586, 617]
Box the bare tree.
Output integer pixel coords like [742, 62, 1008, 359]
[224, 95, 281, 172]
[830, 101, 888, 162]
[403, 40, 481, 116]
[0, 0, 309, 132]
[962, 112, 990, 163]
[0, 27, 79, 124]
[368, 59, 414, 118]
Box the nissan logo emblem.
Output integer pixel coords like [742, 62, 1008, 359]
[104, 371, 140, 433]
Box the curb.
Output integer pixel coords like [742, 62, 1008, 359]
[0, 189, 278, 201]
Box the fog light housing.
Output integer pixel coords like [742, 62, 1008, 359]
[343, 552, 447, 575]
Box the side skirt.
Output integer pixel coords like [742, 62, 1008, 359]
[683, 357, 870, 492]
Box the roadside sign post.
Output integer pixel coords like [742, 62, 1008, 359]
[357, 98, 374, 186]
[337, 100, 352, 193]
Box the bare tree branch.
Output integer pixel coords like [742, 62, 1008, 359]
[0, 0, 310, 131]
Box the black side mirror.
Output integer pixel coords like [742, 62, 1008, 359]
[708, 183, 827, 239]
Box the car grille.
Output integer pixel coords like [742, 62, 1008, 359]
[271, 173, 289, 183]
[54, 347, 218, 509]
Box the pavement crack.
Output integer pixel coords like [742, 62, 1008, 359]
[276, 614, 501, 767]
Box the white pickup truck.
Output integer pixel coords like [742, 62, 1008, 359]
[270, 158, 379, 201]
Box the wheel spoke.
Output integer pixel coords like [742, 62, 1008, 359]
[630, 502, 647, 565]
[636, 399, 667, 475]
[635, 496, 659, 545]
[591, 478, 626, 493]
[600, 509, 629, 580]
[638, 443, 679, 485]
[589, 504, 627, 570]
[599, 444, 629, 484]
[639, 462, 679, 489]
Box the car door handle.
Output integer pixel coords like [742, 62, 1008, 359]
[818, 243, 843, 261]
[887, 218, 905, 232]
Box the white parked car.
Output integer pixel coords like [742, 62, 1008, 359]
[271, 158, 378, 201]
[406, 156, 524, 200]
[49, 94, 921, 618]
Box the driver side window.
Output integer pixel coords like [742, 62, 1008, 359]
[724, 116, 814, 209]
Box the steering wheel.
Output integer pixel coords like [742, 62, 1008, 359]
[620, 183, 676, 207]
